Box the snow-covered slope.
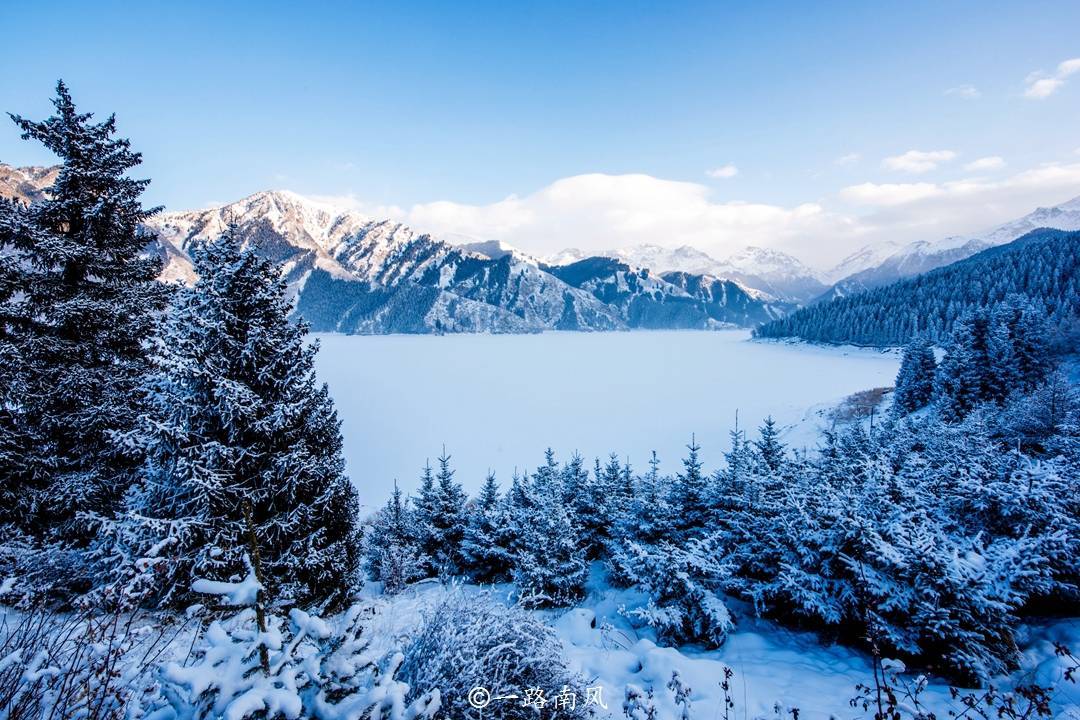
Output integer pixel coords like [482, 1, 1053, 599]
[816, 237, 991, 303]
[716, 246, 828, 302]
[818, 195, 1080, 302]
[981, 194, 1080, 244]
[821, 241, 904, 284]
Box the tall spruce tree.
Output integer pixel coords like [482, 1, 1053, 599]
[365, 481, 421, 594]
[460, 473, 514, 583]
[0, 83, 170, 591]
[563, 452, 611, 559]
[116, 229, 360, 608]
[936, 310, 992, 421]
[992, 296, 1052, 392]
[668, 435, 711, 538]
[752, 416, 786, 474]
[411, 460, 440, 577]
[893, 338, 937, 415]
[512, 451, 587, 606]
[431, 449, 467, 575]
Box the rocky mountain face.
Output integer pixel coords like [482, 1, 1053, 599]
[0, 164, 59, 203]
[544, 256, 792, 329]
[156, 190, 624, 334]
[547, 243, 827, 303]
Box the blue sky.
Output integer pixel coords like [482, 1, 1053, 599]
[2, 1, 1079, 265]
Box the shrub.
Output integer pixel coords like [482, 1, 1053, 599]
[398, 590, 588, 719]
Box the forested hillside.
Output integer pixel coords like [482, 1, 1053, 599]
[755, 228, 1080, 347]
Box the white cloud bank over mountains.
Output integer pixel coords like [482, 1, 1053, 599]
[307, 158, 1080, 268]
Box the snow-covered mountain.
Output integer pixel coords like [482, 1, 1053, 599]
[602, 244, 728, 277]
[817, 195, 1080, 302]
[546, 257, 792, 328]
[0, 164, 59, 204]
[717, 246, 827, 302]
[821, 241, 904, 285]
[547, 244, 827, 302]
[1, 164, 792, 334]
[155, 190, 624, 334]
[981, 195, 1080, 244]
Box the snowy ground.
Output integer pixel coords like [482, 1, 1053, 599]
[361, 572, 1080, 720]
[313, 330, 899, 504]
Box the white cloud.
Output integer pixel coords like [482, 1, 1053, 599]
[840, 182, 941, 206]
[302, 154, 1080, 270]
[964, 156, 1006, 172]
[397, 173, 855, 263]
[1026, 78, 1064, 99]
[882, 149, 957, 174]
[842, 162, 1080, 208]
[829, 161, 1080, 258]
[834, 153, 861, 166]
[706, 164, 739, 179]
[945, 84, 981, 99]
[1059, 58, 1080, 76]
[1024, 57, 1080, 99]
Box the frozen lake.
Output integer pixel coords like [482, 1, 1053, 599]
[313, 330, 899, 509]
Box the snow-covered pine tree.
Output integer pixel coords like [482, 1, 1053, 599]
[365, 481, 422, 594]
[562, 452, 612, 559]
[500, 469, 531, 559]
[633, 451, 670, 545]
[411, 461, 441, 578]
[935, 310, 992, 421]
[609, 451, 670, 587]
[115, 229, 360, 608]
[617, 534, 733, 648]
[0, 83, 170, 576]
[986, 318, 1018, 404]
[512, 451, 587, 606]
[668, 435, 712, 539]
[992, 295, 1052, 392]
[752, 415, 786, 474]
[460, 473, 514, 583]
[432, 449, 467, 576]
[893, 338, 937, 415]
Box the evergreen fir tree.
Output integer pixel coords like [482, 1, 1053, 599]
[513, 453, 587, 606]
[115, 229, 360, 608]
[634, 451, 669, 544]
[563, 452, 613, 559]
[752, 416, 786, 473]
[986, 319, 1018, 403]
[365, 481, 421, 594]
[460, 473, 514, 583]
[411, 461, 441, 577]
[0, 83, 170, 573]
[936, 310, 992, 421]
[893, 338, 937, 414]
[993, 295, 1052, 392]
[431, 448, 467, 576]
[668, 435, 711, 538]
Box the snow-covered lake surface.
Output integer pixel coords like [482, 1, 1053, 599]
[314, 330, 899, 506]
